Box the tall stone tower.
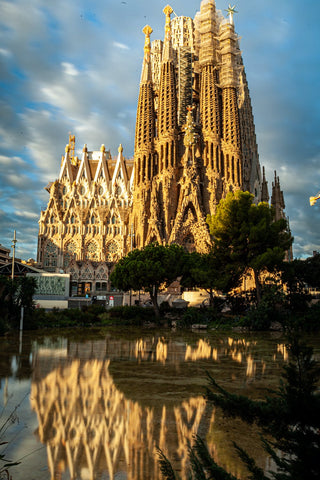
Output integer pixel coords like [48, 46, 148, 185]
[131, 1, 263, 252]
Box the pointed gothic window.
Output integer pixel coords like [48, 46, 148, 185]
[44, 240, 58, 269]
[71, 215, 75, 224]
[91, 216, 95, 224]
[63, 252, 71, 267]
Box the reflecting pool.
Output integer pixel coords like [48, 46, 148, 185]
[0, 328, 319, 479]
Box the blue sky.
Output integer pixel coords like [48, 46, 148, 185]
[0, 0, 319, 260]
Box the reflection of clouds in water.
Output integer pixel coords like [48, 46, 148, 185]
[31, 357, 207, 480]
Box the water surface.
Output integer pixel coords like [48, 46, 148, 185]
[0, 328, 318, 479]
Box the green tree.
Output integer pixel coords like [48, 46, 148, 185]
[207, 191, 293, 303]
[158, 339, 320, 479]
[0, 276, 36, 332]
[110, 243, 187, 316]
[283, 253, 320, 291]
[181, 251, 242, 307]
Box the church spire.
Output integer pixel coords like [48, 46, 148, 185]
[140, 25, 153, 84]
[261, 166, 269, 203]
[271, 170, 285, 221]
[199, 0, 221, 174]
[162, 5, 174, 62]
[157, 4, 178, 170]
[219, 15, 242, 189]
[134, 25, 156, 186]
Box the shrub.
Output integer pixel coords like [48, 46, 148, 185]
[108, 305, 155, 325]
[240, 285, 285, 330]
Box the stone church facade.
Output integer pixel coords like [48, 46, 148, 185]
[37, 1, 286, 295]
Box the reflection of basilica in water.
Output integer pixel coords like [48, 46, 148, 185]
[29, 335, 288, 479]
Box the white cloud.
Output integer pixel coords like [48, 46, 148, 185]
[15, 210, 39, 219]
[61, 62, 79, 76]
[0, 48, 11, 57]
[113, 41, 129, 50]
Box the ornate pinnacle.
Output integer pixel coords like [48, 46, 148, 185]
[163, 5, 173, 40]
[142, 25, 153, 58]
[184, 105, 198, 147]
[225, 4, 238, 25]
[118, 144, 123, 153]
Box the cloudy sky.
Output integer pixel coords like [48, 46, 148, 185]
[0, 0, 319, 260]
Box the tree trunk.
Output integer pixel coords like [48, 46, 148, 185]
[150, 287, 160, 318]
[253, 269, 261, 305]
[208, 288, 214, 307]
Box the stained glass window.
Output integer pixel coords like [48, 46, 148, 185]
[44, 240, 58, 269]
[86, 241, 99, 260]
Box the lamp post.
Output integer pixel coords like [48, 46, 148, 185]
[129, 224, 135, 306]
[11, 230, 17, 281]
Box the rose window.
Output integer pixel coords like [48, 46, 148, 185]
[86, 241, 99, 260]
[106, 242, 118, 261]
[45, 240, 57, 254]
[66, 242, 77, 254]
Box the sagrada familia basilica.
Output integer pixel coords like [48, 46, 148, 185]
[37, 1, 286, 295]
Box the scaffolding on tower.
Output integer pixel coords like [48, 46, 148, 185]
[177, 46, 193, 126]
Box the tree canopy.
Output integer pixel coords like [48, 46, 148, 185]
[207, 191, 293, 302]
[110, 242, 187, 315]
[181, 250, 242, 306]
[0, 275, 36, 332]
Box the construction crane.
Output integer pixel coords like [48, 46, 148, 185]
[310, 192, 320, 206]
